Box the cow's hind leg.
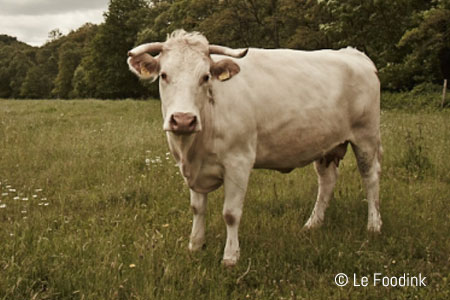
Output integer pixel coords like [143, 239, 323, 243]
[189, 189, 207, 251]
[304, 142, 348, 229]
[304, 158, 339, 230]
[351, 139, 382, 232]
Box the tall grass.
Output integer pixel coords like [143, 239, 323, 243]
[0, 99, 449, 299]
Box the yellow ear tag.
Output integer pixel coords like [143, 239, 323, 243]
[141, 66, 150, 77]
[218, 69, 230, 81]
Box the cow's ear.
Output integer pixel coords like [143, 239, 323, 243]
[127, 53, 160, 82]
[210, 59, 241, 81]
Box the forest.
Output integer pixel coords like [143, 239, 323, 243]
[0, 0, 449, 99]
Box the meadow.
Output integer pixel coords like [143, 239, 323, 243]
[0, 98, 449, 299]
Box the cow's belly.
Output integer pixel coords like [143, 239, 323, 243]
[254, 121, 350, 169]
[254, 143, 320, 169]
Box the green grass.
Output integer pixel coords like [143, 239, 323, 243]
[0, 99, 449, 300]
[381, 83, 449, 110]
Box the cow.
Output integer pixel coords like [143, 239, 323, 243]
[127, 30, 382, 267]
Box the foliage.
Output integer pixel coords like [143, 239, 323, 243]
[398, 7, 450, 83]
[0, 0, 449, 99]
[48, 29, 63, 43]
[381, 83, 448, 110]
[79, 0, 151, 99]
[51, 23, 99, 99]
[52, 42, 83, 99]
[0, 38, 35, 98]
[20, 65, 53, 99]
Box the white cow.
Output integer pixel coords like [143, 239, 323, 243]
[128, 30, 382, 266]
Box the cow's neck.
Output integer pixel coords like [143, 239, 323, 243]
[169, 101, 214, 181]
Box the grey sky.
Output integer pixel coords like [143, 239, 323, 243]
[0, 0, 110, 46]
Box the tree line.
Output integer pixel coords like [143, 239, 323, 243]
[0, 0, 449, 100]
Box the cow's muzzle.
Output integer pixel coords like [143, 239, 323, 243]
[168, 112, 199, 134]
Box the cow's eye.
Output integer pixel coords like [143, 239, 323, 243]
[161, 72, 168, 80]
[201, 74, 210, 84]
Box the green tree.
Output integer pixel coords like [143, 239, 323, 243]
[318, 0, 431, 62]
[71, 65, 94, 98]
[48, 28, 64, 43]
[397, 6, 450, 84]
[20, 65, 51, 98]
[52, 42, 83, 98]
[81, 0, 150, 99]
[197, 0, 283, 48]
[50, 23, 98, 98]
[20, 47, 58, 98]
[0, 45, 15, 98]
[8, 50, 36, 98]
[0, 36, 36, 98]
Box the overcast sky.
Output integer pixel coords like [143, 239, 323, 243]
[0, 0, 110, 46]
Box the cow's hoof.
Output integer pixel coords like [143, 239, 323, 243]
[303, 218, 322, 230]
[367, 217, 382, 233]
[188, 240, 205, 252]
[367, 223, 382, 234]
[222, 258, 238, 268]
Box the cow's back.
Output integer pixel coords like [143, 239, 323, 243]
[210, 48, 380, 169]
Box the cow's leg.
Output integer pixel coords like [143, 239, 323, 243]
[188, 189, 207, 251]
[222, 161, 252, 267]
[304, 158, 339, 229]
[351, 140, 382, 232]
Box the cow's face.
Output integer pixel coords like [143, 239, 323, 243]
[128, 30, 247, 135]
[157, 48, 211, 134]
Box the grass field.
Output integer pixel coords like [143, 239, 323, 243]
[0, 99, 449, 300]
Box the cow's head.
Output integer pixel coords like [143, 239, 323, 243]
[127, 30, 248, 135]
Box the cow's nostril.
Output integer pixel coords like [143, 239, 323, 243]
[189, 116, 197, 127]
[170, 114, 178, 126]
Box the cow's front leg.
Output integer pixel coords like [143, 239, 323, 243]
[222, 162, 252, 267]
[188, 189, 207, 251]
